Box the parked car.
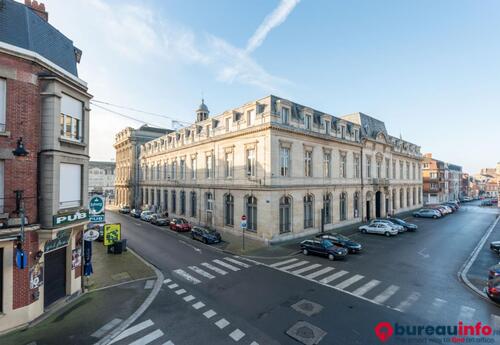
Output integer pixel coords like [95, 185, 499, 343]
[487, 277, 500, 303]
[441, 205, 454, 214]
[359, 223, 398, 237]
[370, 219, 405, 233]
[443, 203, 458, 211]
[482, 200, 494, 207]
[150, 214, 169, 226]
[413, 209, 441, 219]
[169, 218, 192, 232]
[300, 239, 348, 261]
[488, 264, 500, 280]
[490, 241, 500, 255]
[191, 226, 221, 244]
[140, 210, 154, 221]
[386, 218, 418, 232]
[130, 208, 142, 218]
[316, 233, 362, 253]
[119, 205, 131, 214]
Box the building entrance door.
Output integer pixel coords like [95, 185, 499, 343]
[375, 191, 382, 218]
[44, 247, 66, 308]
[366, 201, 371, 221]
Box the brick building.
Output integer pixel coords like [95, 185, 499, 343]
[0, 0, 91, 332]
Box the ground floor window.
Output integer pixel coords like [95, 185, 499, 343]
[304, 194, 313, 228]
[353, 192, 359, 218]
[246, 196, 257, 232]
[340, 192, 347, 221]
[171, 191, 176, 213]
[323, 194, 331, 224]
[400, 189, 404, 208]
[190, 191, 196, 217]
[180, 191, 186, 215]
[279, 196, 291, 233]
[224, 194, 234, 226]
[164, 190, 168, 211]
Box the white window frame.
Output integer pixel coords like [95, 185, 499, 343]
[60, 94, 83, 142]
[59, 163, 82, 209]
[281, 107, 289, 124]
[246, 148, 256, 177]
[304, 150, 312, 177]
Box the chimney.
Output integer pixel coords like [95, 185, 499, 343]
[24, 0, 48, 21]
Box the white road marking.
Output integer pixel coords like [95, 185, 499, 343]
[162, 341, 175, 345]
[192, 301, 206, 310]
[373, 285, 400, 304]
[319, 270, 349, 284]
[163, 278, 172, 284]
[269, 258, 298, 267]
[279, 261, 309, 271]
[108, 319, 154, 344]
[175, 289, 186, 295]
[188, 266, 216, 279]
[167, 283, 179, 289]
[229, 329, 245, 341]
[427, 298, 447, 317]
[179, 240, 201, 253]
[215, 318, 230, 329]
[224, 257, 251, 268]
[173, 269, 201, 285]
[395, 292, 421, 312]
[304, 267, 334, 279]
[352, 279, 381, 297]
[203, 309, 217, 319]
[490, 314, 500, 329]
[201, 262, 228, 275]
[91, 318, 123, 338]
[128, 329, 164, 345]
[250, 342, 260, 345]
[144, 280, 154, 289]
[458, 306, 476, 322]
[213, 259, 240, 271]
[335, 274, 365, 290]
[290, 264, 322, 275]
[183, 295, 195, 302]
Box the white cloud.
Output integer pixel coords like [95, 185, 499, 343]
[246, 0, 300, 53]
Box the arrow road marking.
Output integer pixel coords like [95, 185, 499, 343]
[179, 240, 201, 253]
[417, 248, 430, 259]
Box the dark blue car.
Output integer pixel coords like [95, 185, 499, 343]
[191, 226, 221, 244]
[386, 218, 418, 231]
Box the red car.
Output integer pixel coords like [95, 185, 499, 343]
[169, 218, 192, 232]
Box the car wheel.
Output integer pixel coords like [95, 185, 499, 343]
[191, 233, 195, 239]
[361, 229, 367, 234]
[385, 231, 391, 237]
[203, 238, 207, 244]
[433, 215, 437, 219]
[414, 214, 419, 217]
[302, 249, 308, 255]
[328, 253, 335, 261]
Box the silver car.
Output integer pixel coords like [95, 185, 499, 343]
[370, 219, 406, 233]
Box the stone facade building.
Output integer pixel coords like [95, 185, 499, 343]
[88, 161, 115, 197]
[114, 125, 170, 208]
[0, 0, 91, 332]
[133, 96, 422, 243]
[422, 154, 463, 204]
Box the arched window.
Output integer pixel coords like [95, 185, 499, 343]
[279, 196, 292, 233]
[353, 192, 360, 218]
[190, 191, 196, 217]
[246, 196, 257, 232]
[340, 192, 347, 221]
[224, 194, 234, 226]
[323, 194, 332, 224]
[303, 194, 314, 228]
[400, 189, 404, 209]
[180, 191, 186, 215]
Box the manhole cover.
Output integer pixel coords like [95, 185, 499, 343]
[291, 299, 324, 317]
[286, 321, 327, 345]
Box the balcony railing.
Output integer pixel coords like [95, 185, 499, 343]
[372, 178, 390, 186]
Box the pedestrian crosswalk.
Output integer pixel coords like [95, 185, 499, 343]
[98, 318, 174, 345]
[171, 257, 254, 285]
[266, 257, 499, 325]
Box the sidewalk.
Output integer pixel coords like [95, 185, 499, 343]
[0, 242, 157, 345]
[461, 215, 500, 297]
[223, 210, 417, 260]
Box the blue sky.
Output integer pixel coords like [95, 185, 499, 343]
[43, 0, 500, 173]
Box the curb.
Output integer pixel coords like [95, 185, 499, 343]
[94, 248, 164, 345]
[457, 215, 500, 301]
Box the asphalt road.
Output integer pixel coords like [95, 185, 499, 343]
[104, 204, 500, 345]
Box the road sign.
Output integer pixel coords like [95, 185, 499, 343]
[240, 220, 247, 229]
[241, 215, 247, 221]
[89, 195, 105, 214]
[103, 223, 121, 246]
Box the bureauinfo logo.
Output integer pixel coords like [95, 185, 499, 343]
[375, 321, 497, 343]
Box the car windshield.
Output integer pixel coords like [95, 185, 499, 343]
[392, 219, 404, 225]
[336, 234, 350, 241]
[323, 240, 334, 248]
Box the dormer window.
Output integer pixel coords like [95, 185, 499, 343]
[305, 115, 312, 130]
[325, 120, 330, 135]
[281, 107, 289, 124]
